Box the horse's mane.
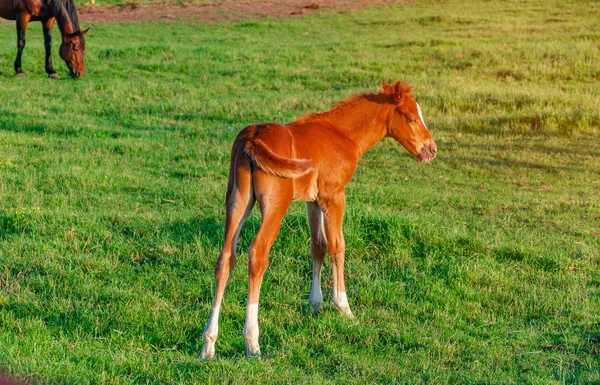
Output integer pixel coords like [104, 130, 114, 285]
[295, 94, 374, 123]
[49, 0, 82, 33]
[295, 82, 410, 124]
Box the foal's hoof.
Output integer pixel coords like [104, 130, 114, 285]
[48, 73, 59, 79]
[15, 73, 26, 78]
[309, 301, 322, 315]
[338, 307, 355, 319]
[246, 349, 262, 359]
[245, 337, 262, 359]
[200, 338, 216, 360]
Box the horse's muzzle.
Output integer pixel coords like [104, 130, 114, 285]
[70, 71, 83, 78]
[418, 140, 437, 162]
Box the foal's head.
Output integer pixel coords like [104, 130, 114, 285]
[382, 80, 437, 162]
[60, 29, 88, 78]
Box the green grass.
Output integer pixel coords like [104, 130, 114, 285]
[1, 0, 599, 383]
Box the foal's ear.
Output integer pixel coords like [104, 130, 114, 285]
[382, 80, 392, 92]
[393, 81, 405, 104]
[82, 27, 90, 35]
[393, 81, 413, 105]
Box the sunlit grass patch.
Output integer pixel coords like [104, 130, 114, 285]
[0, 0, 599, 383]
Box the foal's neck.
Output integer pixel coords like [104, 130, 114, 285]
[327, 94, 392, 158]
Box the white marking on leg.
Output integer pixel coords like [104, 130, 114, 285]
[243, 303, 261, 357]
[416, 102, 429, 132]
[200, 304, 220, 359]
[333, 289, 354, 318]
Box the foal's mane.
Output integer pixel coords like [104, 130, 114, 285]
[295, 94, 375, 123]
[49, 0, 82, 32]
[295, 82, 412, 124]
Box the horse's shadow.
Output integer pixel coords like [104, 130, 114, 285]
[0, 109, 48, 135]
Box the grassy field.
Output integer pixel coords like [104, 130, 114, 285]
[1, 0, 599, 383]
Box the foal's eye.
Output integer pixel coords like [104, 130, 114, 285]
[405, 116, 417, 124]
[72, 46, 79, 52]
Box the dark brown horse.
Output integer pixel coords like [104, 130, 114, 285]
[0, 0, 87, 78]
[200, 80, 437, 359]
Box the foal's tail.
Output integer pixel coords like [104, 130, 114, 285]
[244, 139, 313, 179]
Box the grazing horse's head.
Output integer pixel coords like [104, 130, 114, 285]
[383, 80, 437, 162]
[60, 29, 88, 78]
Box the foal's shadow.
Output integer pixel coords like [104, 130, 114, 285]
[161, 215, 264, 252]
[162, 216, 224, 246]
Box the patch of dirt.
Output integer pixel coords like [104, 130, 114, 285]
[76, 0, 401, 24]
[0, 375, 28, 385]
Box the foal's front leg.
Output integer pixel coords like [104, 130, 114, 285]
[322, 193, 354, 318]
[306, 202, 327, 314]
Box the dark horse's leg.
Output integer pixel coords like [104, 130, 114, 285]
[14, 12, 31, 77]
[42, 18, 58, 79]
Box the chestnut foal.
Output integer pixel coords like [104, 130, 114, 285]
[201, 80, 437, 359]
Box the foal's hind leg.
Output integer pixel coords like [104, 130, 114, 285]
[244, 177, 292, 357]
[200, 157, 255, 360]
[306, 202, 327, 314]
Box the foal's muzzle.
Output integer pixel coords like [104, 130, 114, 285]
[418, 139, 437, 162]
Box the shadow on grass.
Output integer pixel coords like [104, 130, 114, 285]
[449, 135, 599, 174]
[0, 108, 152, 139]
[451, 156, 592, 174]
[494, 245, 562, 272]
[446, 109, 600, 139]
[0, 110, 48, 135]
[162, 216, 224, 245]
[0, 213, 36, 239]
[460, 134, 600, 156]
[0, 214, 17, 239]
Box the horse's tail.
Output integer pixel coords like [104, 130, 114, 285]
[245, 138, 313, 179]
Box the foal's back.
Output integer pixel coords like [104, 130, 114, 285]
[242, 118, 360, 202]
